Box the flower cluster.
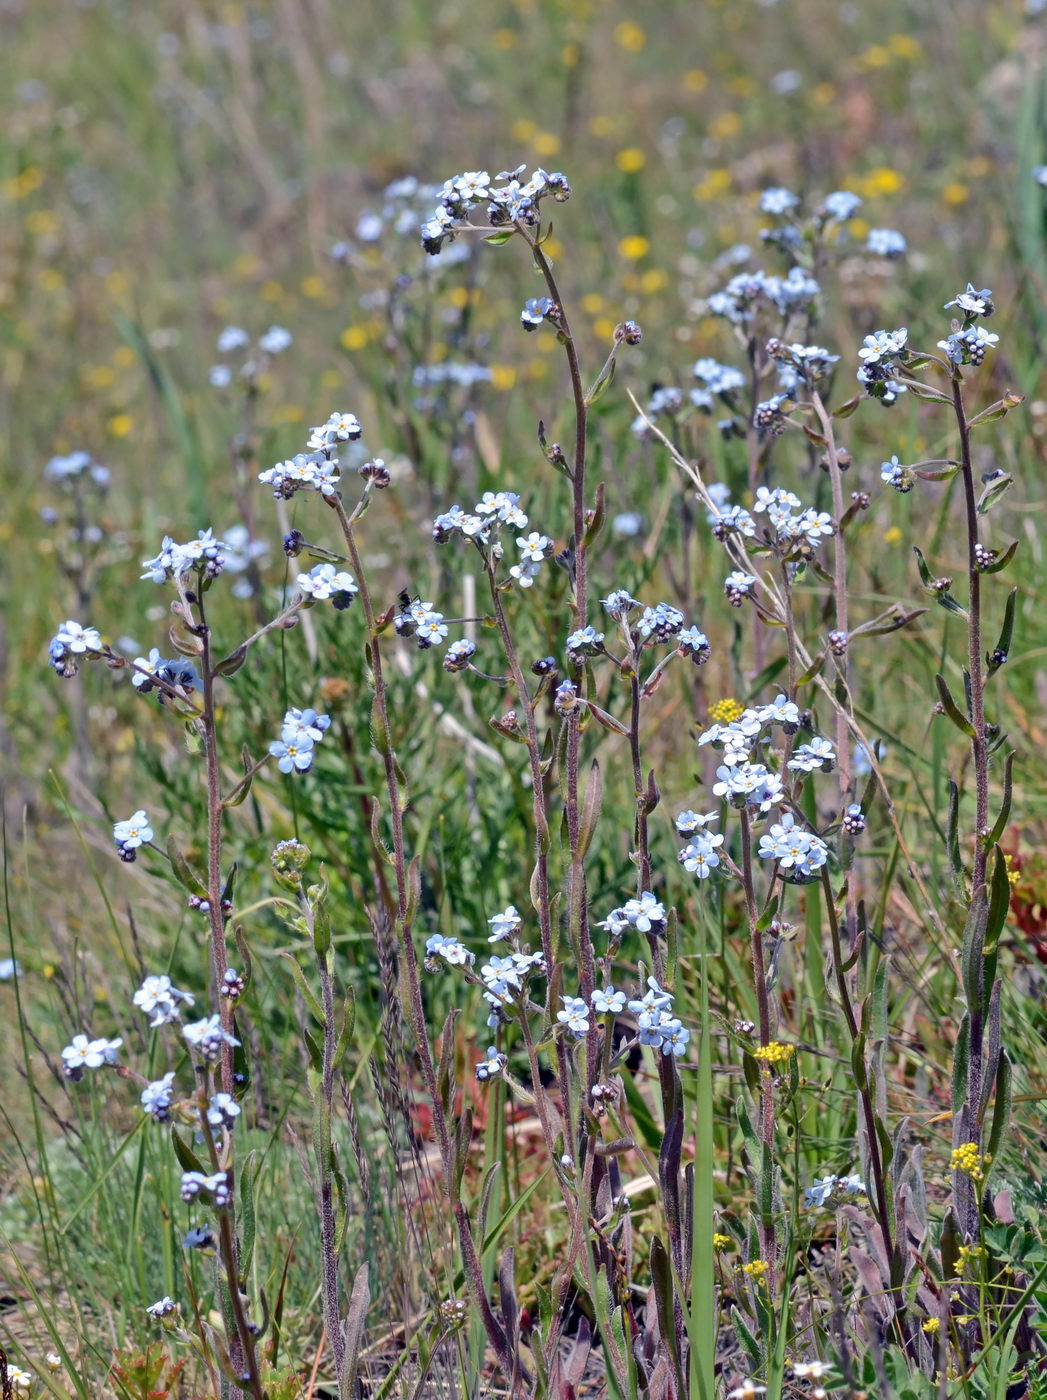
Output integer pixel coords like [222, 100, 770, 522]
[131, 649, 201, 701]
[183, 1014, 240, 1060]
[950, 1141, 991, 1182]
[865, 228, 906, 258]
[113, 810, 153, 862]
[180, 1170, 230, 1207]
[803, 1172, 867, 1207]
[270, 707, 330, 774]
[856, 327, 909, 406]
[133, 973, 195, 1028]
[752, 1040, 795, 1065]
[629, 978, 690, 1056]
[208, 323, 293, 388]
[424, 933, 475, 968]
[597, 891, 667, 940]
[48, 620, 102, 678]
[419, 165, 571, 256]
[681, 700, 836, 883]
[394, 596, 449, 649]
[706, 265, 820, 328]
[750, 486, 834, 556]
[297, 562, 359, 608]
[60, 1033, 122, 1080]
[600, 592, 710, 666]
[258, 413, 370, 500]
[520, 295, 555, 331]
[141, 530, 226, 584]
[45, 449, 110, 486]
[880, 455, 913, 493]
[481, 948, 547, 1027]
[141, 1072, 177, 1122]
[433, 491, 555, 602]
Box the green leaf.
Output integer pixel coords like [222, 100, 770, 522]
[277, 951, 324, 1024]
[987, 589, 1017, 675]
[831, 393, 861, 419]
[983, 844, 1010, 959]
[166, 835, 207, 896]
[985, 1050, 1013, 1174]
[586, 353, 617, 406]
[585, 701, 629, 736]
[214, 644, 248, 677]
[796, 651, 825, 685]
[240, 1151, 257, 1281]
[951, 1013, 971, 1118]
[966, 392, 1024, 429]
[985, 751, 1015, 848]
[483, 230, 515, 245]
[935, 673, 975, 737]
[170, 1129, 205, 1175]
[976, 473, 1013, 514]
[913, 546, 935, 588]
[980, 539, 1019, 574]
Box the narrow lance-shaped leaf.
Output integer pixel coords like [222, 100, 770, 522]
[985, 751, 1015, 848]
[935, 673, 975, 738]
[987, 588, 1017, 676]
[980, 539, 1019, 574]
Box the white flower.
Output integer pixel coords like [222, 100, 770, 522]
[675, 809, 718, 834]
[679, 834, 724, 878]
[517, 531, 550, 564]
[487, 905, 522, 942]
[297, 562, 358, 603]
[590, 985, 626, 1014]
[557, 995, 590, 1038]
[259, 325, 292, 354]
[183, 1014, 240, 1057]
[61, 1033, 123, 1074]
[791, 1361, 829, 1380]
[141, 1073, 177, 1120]
[56, 620, 102, 654]
[622, 891, 665, 933]
[113, 810, 153, 849]
[425, 934, 475, 967]
[133, 974, 194, 1027]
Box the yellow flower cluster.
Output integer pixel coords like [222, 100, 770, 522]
[741, 1259, 768, 1282]
[709, 697, 743, 724]
[922, 1318, 940, 1335]
[950, 1142, 991, 1181]
[713, 1233, 732, 1250]
[753, 1041, 795, 1066]
[955, 1243, 985, 1276]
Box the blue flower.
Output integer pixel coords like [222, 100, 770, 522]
[557, 995, 590, 1038]
[487, 905, 522, 942]
[520, 296, 554, 330]
[259, 325, 292, 354]
[590, 985, 626, 1015]
[269, 735, 314, 773]
[113, 810, 153, 852]
[821, 190, 862, 222]
[759, 186, 798, 216]
[282, 707, 330, 743]
[141, 1073, 177, 1122]
[297, 563, 358, 607]
[944, 283, 994, 318]
[866, 228, 906, 258]
[475, 1046, 507, 1081]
